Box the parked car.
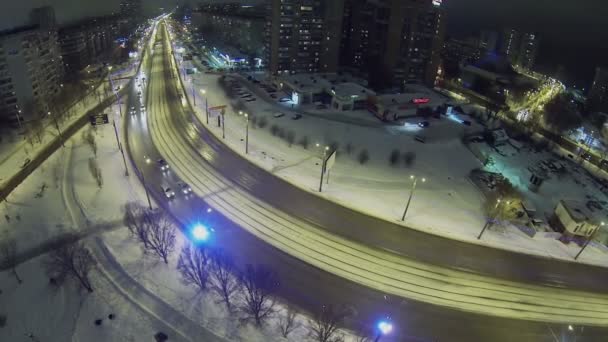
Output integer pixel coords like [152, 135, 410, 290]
[158, 159, 169, 172]
[240, 94, 252, 98]
[273, 112, 285, 118]
[292, 114, 303, 120]
[461, 120, 472, 126]
[418, 121, 430, 128]
[246, 98, 257, 102]
[279, 97, 291, 103]
[162, 186, 175, 199]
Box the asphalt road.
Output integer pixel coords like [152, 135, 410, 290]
[168, 33, 608, 292]
[116, 22, 608, 341]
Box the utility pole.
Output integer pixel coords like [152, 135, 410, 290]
[112, 120, 129, 177]
[575, 222, 605, 260]
[401, 175, 425, 221]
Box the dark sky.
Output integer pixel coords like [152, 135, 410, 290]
[1, 0, 605, 86]
[444, 0, 608, 86]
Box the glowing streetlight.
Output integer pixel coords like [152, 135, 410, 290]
[401, 175, 425, 221]
[192, 224, 210, 242]
[374, 320, 393, 342]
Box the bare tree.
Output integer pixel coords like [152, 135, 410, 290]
[209, 248, 240, 312]
[0, 238, 22, 283]
[83, 129, 97, 156]
[239, 264, 278, 326]
[45, 243, 96, 293]
[28, 118, 44, 145]
[145, 211, 176, 264]
[88, 158, 103, 188]
[278, 306, 300, 338]
[177, 243, 211, 291]
[123, 201, 144, 237]
[308, 304, 352, 342]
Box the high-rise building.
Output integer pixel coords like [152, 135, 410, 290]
[341, 0, 445, 88]
[0, 25, 64, 125]
[264, 0, 345, 75]
[587, 67, 608, 114]
[478, 30, 498, 53]
[499, 29, 538, 70]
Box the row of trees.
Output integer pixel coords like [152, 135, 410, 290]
[122, 202, 372, 341]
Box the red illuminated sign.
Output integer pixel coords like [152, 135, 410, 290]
[412, 98, 430, 104]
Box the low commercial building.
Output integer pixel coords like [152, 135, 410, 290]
[553, 200, 604, 237]
[368, 87, 446, 121]
[275, 73, 374, 110]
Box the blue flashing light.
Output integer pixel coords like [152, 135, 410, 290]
[192, 224, 210, 241]
[377, 320, 393, 335]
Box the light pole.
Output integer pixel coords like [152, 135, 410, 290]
[48, 111, 64, 147]
[401, 175, 425, 221]
[244, 112, 250, 154]
[317, 144, 330, 192]
[477, 199, 509, 240]
[15, 109, 23, 132]
[200, 89, 208, 124]
[575, 222, 604, 260]
[374, 320, 393, 342]
[112, 120, 129, 177]
[192, 81, 196, 105]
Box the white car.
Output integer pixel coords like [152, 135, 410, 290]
[162, 186, 175, 199]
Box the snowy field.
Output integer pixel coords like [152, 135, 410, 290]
[182, 69, 608, 265]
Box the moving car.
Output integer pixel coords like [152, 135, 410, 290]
[461, 120, 471, 126]
[292, 114, 303, 120]
[158, 159, 169, 172]
[418, 121, 430, 128]
[162, 186, 175, 199]
[179, 182, 193, 195]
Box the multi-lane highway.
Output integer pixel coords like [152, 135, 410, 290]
[122, 21, 608, 341]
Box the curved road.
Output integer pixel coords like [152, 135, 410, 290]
[117, 22, 608, 341]
[168, 32, 608, 292]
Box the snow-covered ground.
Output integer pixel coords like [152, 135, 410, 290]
[179, 67, 608, 265]
[0, 58, 138, 189]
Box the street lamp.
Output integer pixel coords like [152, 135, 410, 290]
[374, 320, 393, 342]
[575, 221, 605, 260]
[244, 112, 250, 154]
[318, 144, 330, 192]
[478, 199, 510, 240]
[401, 175, 425, 221]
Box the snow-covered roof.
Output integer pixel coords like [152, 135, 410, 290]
[559, 200, 603, 225]
[330, 82, 375, 100]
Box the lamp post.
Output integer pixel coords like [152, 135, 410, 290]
[401, 175, 425, 221]
[48, 111, 64, 147]
[575, 222, 605, 260]
[244, 112, 250, 154]
[201, 89, 208, 124]
[478, 199, 510, 240]
[317, 144, 330, 192]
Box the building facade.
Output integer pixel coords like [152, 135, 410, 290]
[59, 16, 119, 75]
[265, 0, 345, 75]
[340, 0, 445, 88]
[588, 67, 608, 114]
[0, 25, 63, 125]
[499, 29, 538, 70]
